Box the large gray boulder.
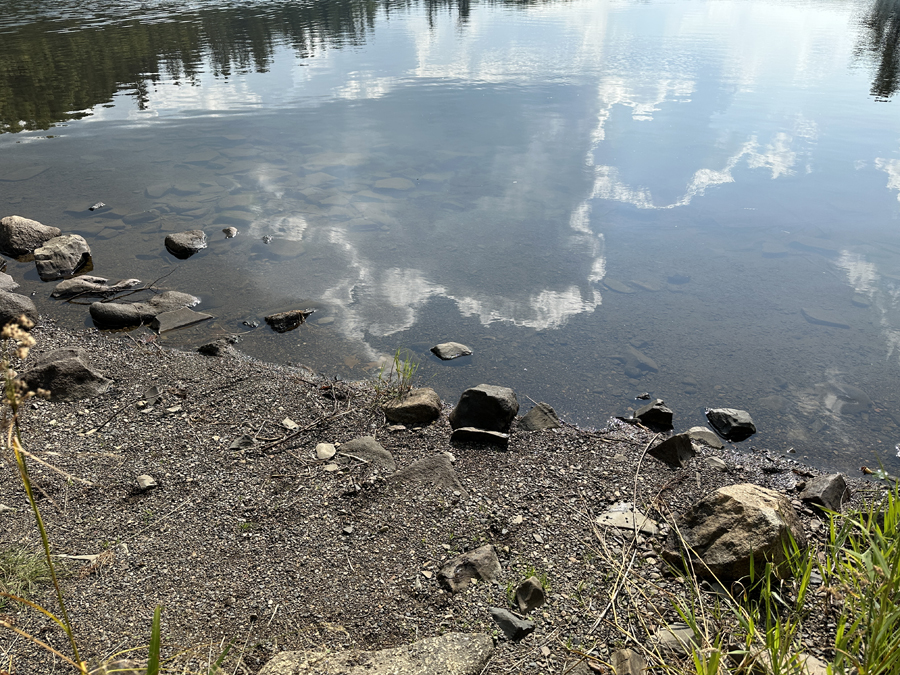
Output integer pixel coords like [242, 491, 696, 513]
[89, 291, 199, 328]
[382, 387, 442, 424]
[0, 292, 38, 328]
[22, 347, 111, 401]
[34, 235, 92, 280]
[662, 483, 807, 580]
[0, 215, 61, 257]
[258, 633, 493, 675]
[448, 384, 518, 433]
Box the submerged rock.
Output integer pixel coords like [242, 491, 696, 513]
[89, 291, 200, 328]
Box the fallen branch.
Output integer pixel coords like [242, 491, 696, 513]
[258, 409, 354, 452]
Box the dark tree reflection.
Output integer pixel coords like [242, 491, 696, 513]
[856, 0, 900, 101]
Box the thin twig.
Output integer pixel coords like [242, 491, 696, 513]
[258, 409, 353, 452]
[18, 449, 93, 486]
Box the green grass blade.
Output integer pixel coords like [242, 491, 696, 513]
[147, 606, 162, 675]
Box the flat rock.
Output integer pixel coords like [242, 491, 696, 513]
[0, 215, 61, 257]
[52, 277, 141, 299]
[489, 608, 535, 641]
[389, 454, 466, 496]
[150, 307, 213, 333]
[89, 291, 200, 328]
[122, 210, 160, 225]
[450, 427, 510, 448]
[648, 433, 695, 468]
[22, 347, 111, 401]
[687, 426, 725, 449]
[265, 309, 313, 333]
[518, 402, 561, 431]
[635, 399, 673, 429]
[0, 292, 38, 328]
[338, 436, 395, 471]
[595, 502, 659, 535]
[449, 384, 518, 433]
[706, 407, 756, 442]
[34, 235, 91, 280]
[610, 649, 647, 675]
[801, 308, 850, 329]
[662, 483, 807, 580]
[655, 622, 697, 654]
[136, 475, 157, 491]
[799, 473, 848, 512]
[624, 345, 659, 376]
[257, 633, 493, 675]
[165, 230, 207, 259]
[382, 387, 442, 424]
[431, 342, 473, 360]
[515, 576, 545, 614]
[438, 545, 501, 592]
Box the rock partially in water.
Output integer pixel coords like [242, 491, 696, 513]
[634, 399, 673, 430]
[705, 407, 756, 442]
[89, 291, 200, 328]
[34, 235, 91, 280]
[222, 227, 238, 239]
[0, 215, 61, 257]
[165, 230, 207, 259]
[150, 307, 213, 333]
[687, 426, 724, 449]
[0, 273, 20, 292]
[265, 308, 314, 333]
[52, 276, 141, 299]
[431, 341, 472, 360]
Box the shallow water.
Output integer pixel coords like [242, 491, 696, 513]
[1, 0, 900, 472]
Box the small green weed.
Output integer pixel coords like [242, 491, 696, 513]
[373, 348, 419, 401]
[0, 547, 57, 609]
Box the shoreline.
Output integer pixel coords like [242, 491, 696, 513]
[0, 317, 886, 674]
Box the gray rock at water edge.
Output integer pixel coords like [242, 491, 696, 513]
[595, 502, 660, 535]
[438, 544, 501, 592]
[389, 454, 466, 496]
[515, 576, 546, 614]
[662, 483, 807, 580]
[799, 473, 848, 513]
[448, 384, 518, 433]
[687, 426, 725, 449]
[52, 276, 142, 299]
[706, 407, 756, 442]
[164, 230, 207, 259]
[136, 475, 157, 491]
[382, 387, 442, 424]
[489, 608, 535, 641]
[257, 632, 493, 675]
[0, 272, 20, 292]
[264, 308, 314, 333]
[706, 456, 730, 472]
[34, 234, 91, 280]
[197, 339, 234, 357]
[0, 291, 38, 328]
[431, 341, 473, 360]
[450, 427, 510, 448]
[150, 307, 213, 333]
[518, 402, 562, 431]
[655, 622, 697, 655]
[89, 291, 200, 328]
[0, 215, 61, 257]
[648, 433, 696, 468]
[611, 649, 647, 675]
[338, 436, 396, 471]
[634, 398, 673, 429]
[22, 347, 112, 401]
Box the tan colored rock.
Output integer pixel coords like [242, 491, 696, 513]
[382, 387, 441, 424]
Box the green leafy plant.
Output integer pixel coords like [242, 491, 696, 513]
[373, 348, 419, 401]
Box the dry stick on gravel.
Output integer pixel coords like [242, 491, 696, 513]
[18, 449, 93, 486]
[258, 409, 354, 453]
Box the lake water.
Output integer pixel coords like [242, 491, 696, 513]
[1, 0, 899, 473]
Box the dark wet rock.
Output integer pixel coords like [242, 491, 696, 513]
[438, 545, 501, 592]
[635, 399, 673, 429]
[89, 291, 200, 328]
[662, 483, 807, 580]
[610, 649, 648, 675]
[648, 433, 695, 468]
[450, 427, 510, 448]
[489, 608, 535, 641]
[222, 227, 238, 238]
[706, 407, 756, 441]
[338, 436, 396, 471]
[448, 384, 518, 433]
[51, 276, 141, 299]
[122, 209, 161, 225]
[150, 307, 213, 333]
[431, 341, 473, 360]
[197, 339, 236, 357]
[264, 309, 313, 333]
[258, 633, 493, 675]
[165, 230, 208, 259]
[799, 473, 848, 513]
[382, 387, 442, 424]
[518, 402, 561, 431]
[0, 291, 38, 328]
[801, 308, 850, 329]
[515, 576, 545, 614]
[22, 347, 112, 401]
[0, 215, 61, 257]
[389, 454, 466, 496]
[0, 273, 19, 292]
[687, 426, 724, 449]
[34, 235, 91, 281]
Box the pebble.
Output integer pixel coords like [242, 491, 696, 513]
[323, 463, 339, 472]
[136, 474, 157, 490]
[316, 443, 337, 460]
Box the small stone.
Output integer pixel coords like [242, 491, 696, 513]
[323, 464, 340, 472]
[222, 227, 238, 238]
[437, 545, 501, 592]
[228, 434, 256, 451]
[150, 307, 213, 333]
[533, 533, 544, 544]
[422, 570, 432, 579]
[799, 474, 848, 513]
[655, 622, 697, 654]
[516, 576, 546, 614]
[610, 649, 647, 675]
[136, 475, 157, 491]
[596, 502, 659, 535]
[518, 402, 562, 431]
[431, 342, 473, 360]
[282, 418, 299, 430]
[687, 426, 725, 449]
[648, 433, 695, 468]
[316, 443, 336, 460]
[342, 526, 353, 535]
[489, 607, 535, 641]
[706, 456, 729, 471]
[0, 504, 16, 513]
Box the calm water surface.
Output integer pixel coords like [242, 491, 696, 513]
[2, 0, 900, 472]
